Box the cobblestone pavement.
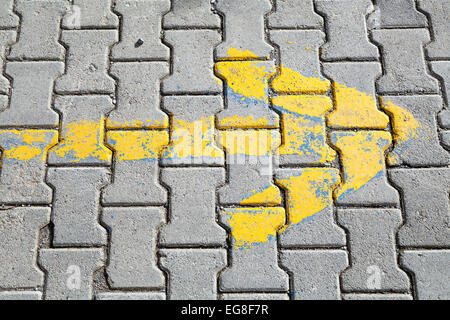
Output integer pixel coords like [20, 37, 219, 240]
[0, 0, 449, 301]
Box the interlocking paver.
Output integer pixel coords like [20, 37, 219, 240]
[419, 0, 450, 59]
[0, 0, 449, 301]
[0, 62, 63, 127]
[111, 0, 169, 60]
[369, 0, 427, 28]
[103, 207, 165, 288]
[55, 30, 118, 93]
[62, 0, 119, 28]
[39, 248, 104, 300]
[9, 0, 68, 60]
[316, 0, 379, 60]
[337, 208, 410, 292]
[0, 207, 50, 289]
[281, 250, 348, 300]
[268, 0, 322, 29]
[373, 29, 439, 94]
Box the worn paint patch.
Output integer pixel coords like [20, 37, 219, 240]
[380, 98, 422, 166]
[107, 131, 169, 162]
[240, 185, 282, 206]
[276, 168, 340, 233]
[224, 47, 259, 60]
[218, 130, 280, 157]
[223, 207, 285, 250]
[0, 130, 58, 162]
[106, 118, 168, 130]
[272, 65, 330, 93]
[273, 95, 336, 164]
[328, 83, 390, 129]
[51, 118, 111, 163]
[331, 131, 391, 201]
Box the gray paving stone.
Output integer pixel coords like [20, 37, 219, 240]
[0, 31, 15, 94]
[0, 0, 19, 28]
[0, 207, 50, 289]
[381, 95, 450, 166]
[220, 208, 289, 292]
[162, 30, 221, 93]
[316, 0, 379, 60]
[161, 96, 224, 166]
[343, 294, 413, 300]
[281, 250, 347, 300]
[323, 62, 388, 129]
[9, 0, 68, 60]
[55, 30, 118, 93]
[47, 168, 110, 246]
[270, 30, 329, 93]
[442, 131, 450, 149]
[269, 0, 323, 29]
[369, 0, 427, 28]
[216, 60, 279, 129]
[111, 0, 169, 60]
[0, 62, 63, 127]
[401, 250, 450, 300]
[0, 95, 7, 112]
[164, 0, 220, 28]
[276, 168, 346, 247]
[48, 96, 114, 165]
[39, 248, 104, 300]
[107, 62, 169, 129]
[159, 249, 226, 300]
[218, 130, 282, 206]
[330, 131, 400, 206]
[220, 293, 289, 300]
[389, 168, 450, 247]
[419, 0, 450, 59]
[431, 62, 450, 125]
[103, 207, 165, 289]
[0, 291, 42, 300]
[63, 0, 119, 28]
[337, 209, 410, 292]
[95, 292, 166, 300]
[373, 29, 439, 94]
[159, 168, 226, 246]
[0, 130, 57, 204]
[214, 0, 273, 60]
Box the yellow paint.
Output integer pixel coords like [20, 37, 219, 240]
[240, 185, 282, 206]
[106, 118, 168, 130]
[223, 47, 259, 60]
[107, 131, 169, 161]
[380, 98, 422, 166]
[218, 130, 280, 157]
[331, 131, 391, 201]
[163, 117, 223, 161]
[276, 168, 340, 232]
[328, 83, 390, 129]
[273, 95, 336, 164]
[51, 118, 111, 163]
[223, 207, 285, 250]
[218, 115, 273, 129]
[272, 65, 330, 93]
[0, 130, 58, 162]
[215, 60, 275, 101]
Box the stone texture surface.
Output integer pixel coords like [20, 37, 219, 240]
[0, 0, 448, 301]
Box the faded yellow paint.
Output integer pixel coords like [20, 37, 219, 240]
[51, 118, 111, 163]
[215, 60, 275, 101]
[223, 207, 285, 250]
[224, 47, 259, 60]
[163, 117, 223, 161]
[218, 115, 272, 129]
[276, 168, 340, 232]
[240, 185, 282, 206]
[0, 130, 58, 162]
[380, 98, 422, 166]
[218, 130, 280, 157]
[272, 65, 330, 93]
[107, 131, 169, 161]
[328, 83, 390, 129]
[273, 95, 336, 164]
[106, 118, 168, 130]
[331, 131, 391, 201]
